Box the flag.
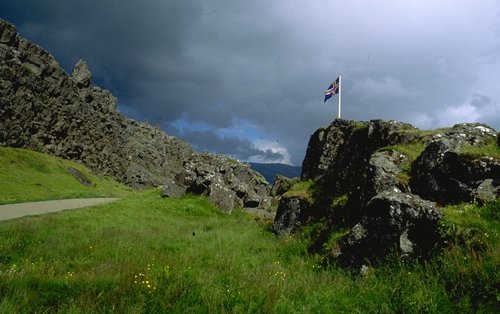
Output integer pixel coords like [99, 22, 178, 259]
[324, 76, 340, 102]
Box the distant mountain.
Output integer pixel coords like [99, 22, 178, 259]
[248, 163, 302, 184]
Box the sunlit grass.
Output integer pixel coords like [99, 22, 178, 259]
[282, 180, 317, 204]
[0, 147, 498, 312]
[1, 190, 498, 312]
[380, 142, 426, 166]
[459, 137, 500, 159]
[0, 147, 132, 204]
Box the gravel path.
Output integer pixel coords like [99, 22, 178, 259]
[0, 198, 120, 221]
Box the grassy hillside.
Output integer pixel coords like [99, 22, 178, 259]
[0, 147, 498, 312]
[0, 147, 133, 204]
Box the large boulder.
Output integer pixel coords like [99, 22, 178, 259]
[473, 179, 500, 204]
[207, 176, 237, 213]
[161, 178, 187, 198]
[272, 196, 311, 235]
[332, 190, 441, 267]
[71, 59, 91, 88]
[271, 174, 296, 197]
[410, 123, 499, 204]
[348, 150, 410, 211]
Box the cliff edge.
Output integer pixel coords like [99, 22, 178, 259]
[0, 19, 270, 212]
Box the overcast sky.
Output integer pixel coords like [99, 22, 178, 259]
[2, 1, 499, 165]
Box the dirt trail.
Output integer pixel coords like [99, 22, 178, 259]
[0, 198, 120, 221]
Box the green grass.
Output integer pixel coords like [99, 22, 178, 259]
[436, 200, 500, 309]
[397, 127, 450, 141]
[382, 126, 449, 165]
[0, 147, 133, 204]
[381, 142, 426, 166]
[0, 147, 498, 312]
[440, 201, 499, 250]
[1, 191, 498, 312]
[282, 180, 317, 204]
[350, 121, 369, 132]
[459, 137, 500, 159]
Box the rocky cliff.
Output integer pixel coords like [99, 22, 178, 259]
[0, 19, 270, 212]
[273, 119, 499, 267]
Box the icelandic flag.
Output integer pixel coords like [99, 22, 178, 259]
[324, 76, 340, 102]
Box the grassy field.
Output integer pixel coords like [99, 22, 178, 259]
[1, 191, 498, 313]
[0, 147, 498, 312]
[0, 147, 132, 204]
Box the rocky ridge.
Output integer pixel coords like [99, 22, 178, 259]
[273, 119, 499, 267]
[0, 19, 270, 212]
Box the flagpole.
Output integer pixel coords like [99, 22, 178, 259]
[338, 74, 342, 119]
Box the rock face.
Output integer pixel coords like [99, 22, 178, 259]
[302, 119, 419, 195]
[333, 190, 441, 267]
[0, 19, 192, 188]
[274, 118, 499, 267]
[272, 197, 311, 235]
[271, 174, 297, 197]
[348, 150, 410, 215]
[410, 123, 499, 204]
[164, 153, 271, 212]
[0, 19, 270, 211]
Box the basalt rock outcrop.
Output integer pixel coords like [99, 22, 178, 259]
[272, 197, 311, 236]
[301, 119, 419, 193]
[0, 19, 270, 211]
[273, 119, 499, 267]
[333, 190, 441, 266]
[271, 174, 297, 197]
[0, 19, 192, 189]
[163, 153, 270, 212]
[410, 124, 499, 205]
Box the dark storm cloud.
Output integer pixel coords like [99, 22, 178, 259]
[2, 0, 499, 165]
[2, 1, 202, 98]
